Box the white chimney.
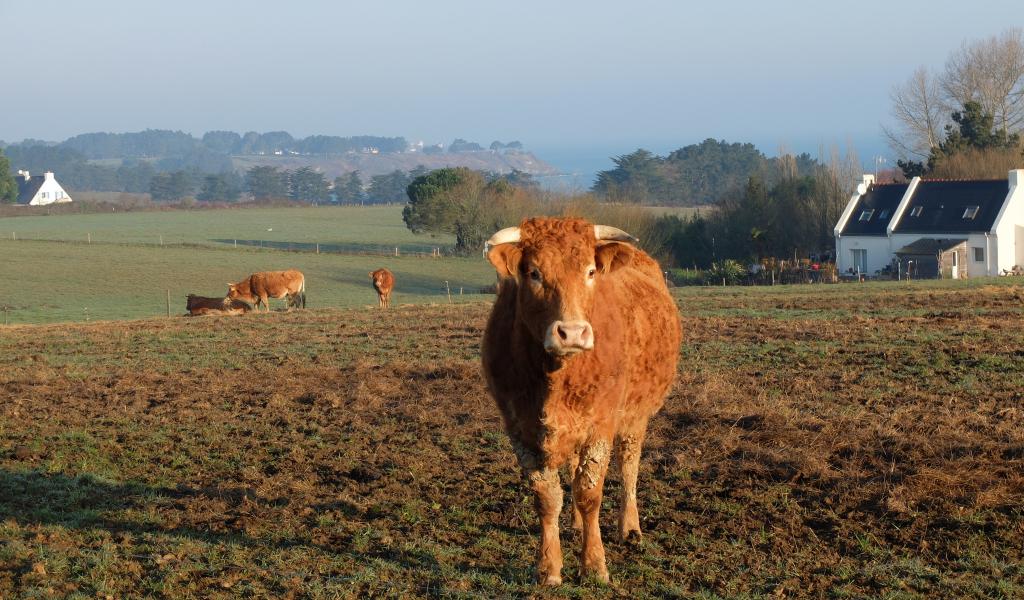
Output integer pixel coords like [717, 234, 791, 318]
[855, 173, 874, 195]
[21, 170, 30, 181]
[44, 171, 54, 181]
[1010, 169, 1023, 188]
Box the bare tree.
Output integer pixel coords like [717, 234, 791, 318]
[883, 66, 948, 159]
[887, 29, 1024, 160]
[942, 28, 1024, 135]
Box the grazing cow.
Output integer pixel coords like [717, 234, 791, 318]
[481, 217, 681, 585]
[185, 294, 252, 316]
[227, 269, 306, 312]
[369, 268, 395, 308]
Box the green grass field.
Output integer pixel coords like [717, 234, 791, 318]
[0, 206, 493, 324]
[0, 205, 449, 252]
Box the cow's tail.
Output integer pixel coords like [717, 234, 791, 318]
[299, 274, 307, 308]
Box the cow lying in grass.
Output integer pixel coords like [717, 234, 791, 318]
[185, 294, 252, 316]
[481, 217, 681, 585]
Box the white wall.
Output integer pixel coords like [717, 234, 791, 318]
[836, 235, 892, 275]
[28, 172, 73, 205]
[991, 170, 1024, 273]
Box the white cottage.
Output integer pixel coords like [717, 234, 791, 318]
[834, 169, 1024, 278]
[15, 170, 73, 206]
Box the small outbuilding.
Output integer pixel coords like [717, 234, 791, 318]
[894, 238, 967, 280]
[15, 170, 73, 206]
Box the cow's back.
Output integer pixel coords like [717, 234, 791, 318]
[603, 250, 681, 422]
[251, 270, 303, 296]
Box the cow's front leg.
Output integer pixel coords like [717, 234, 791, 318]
[573, 439, 612, 583]
[513, 441, 563, 585]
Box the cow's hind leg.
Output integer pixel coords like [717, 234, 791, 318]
[573, 438, 612, 583]
[615, 428, 647, 542]
[513, 442, 563, 585]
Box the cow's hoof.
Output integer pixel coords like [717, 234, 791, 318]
[538, 573, 562, 586]
[581, 566, 610, 585]
[622, 529, 642, 545]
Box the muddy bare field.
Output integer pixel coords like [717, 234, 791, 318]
[0, 283, 1022, 598]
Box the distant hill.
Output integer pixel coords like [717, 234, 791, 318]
[230, 150, 557, 180]
[3, 130, 558, 193]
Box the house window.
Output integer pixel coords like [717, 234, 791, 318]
[858, 209, 874, 221]
[851, 249, 867, 274]
[974, 247, 985, 262]
[910, 206, 923, 217]
[962, 206, 980, 219]
[878, 209, 890, 219]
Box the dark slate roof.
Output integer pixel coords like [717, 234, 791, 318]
[895, 237, 967, 255]
[840, 183, 908, 236]
[15, 175, 44, 205]
[892, 179, 1009, 234]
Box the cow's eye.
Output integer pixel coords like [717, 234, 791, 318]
[587, 268, 596, 279]
[529, 268, 542, 283]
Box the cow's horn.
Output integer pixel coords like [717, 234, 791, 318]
[594, 225, 638, 244]
[483, 226, 521, 257]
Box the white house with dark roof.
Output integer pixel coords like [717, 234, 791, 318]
[14, 170, 73, 206]
[834, 169, 1024, 278]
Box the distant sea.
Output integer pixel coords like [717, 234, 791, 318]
[529, 143, 680, 193]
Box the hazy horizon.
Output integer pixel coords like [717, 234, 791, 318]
[3, 0, 1019, 178]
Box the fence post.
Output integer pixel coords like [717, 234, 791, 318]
[395, 247, 399, 257]
[234, 239, 237, 248]
[316, 243, 320, 254]
[166, 289, 170, 317]
[445, 281, 452, 304]
[87, 233, 91, 244]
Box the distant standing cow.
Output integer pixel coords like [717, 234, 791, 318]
[369, 268, 394, 308]
[185, 294, 252, 316]
[481, 217, 681, 585]
[227, 269, 306, 312]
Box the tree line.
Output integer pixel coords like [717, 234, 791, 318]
[401, 154, 852, 265]
[591, 139, 821, 206]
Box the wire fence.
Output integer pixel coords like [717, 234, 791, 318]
[1, 233, 453, 258]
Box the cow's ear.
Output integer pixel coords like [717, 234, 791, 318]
[595, 241, 635, 274]
[487, 244, 523, 280]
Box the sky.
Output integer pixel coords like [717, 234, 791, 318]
[2, 0, 1021, 176]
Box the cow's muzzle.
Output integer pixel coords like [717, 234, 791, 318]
[544, 320, 594, 355]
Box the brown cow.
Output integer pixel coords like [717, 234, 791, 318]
[481, 217, 681, 585]
[227, 269, 306, 312]
[369, 268, 394, 308]
[185, 294, 252, 316]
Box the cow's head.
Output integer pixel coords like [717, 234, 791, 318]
[370, 270, 385, 287]
[485, 217, 637, 357]
[226, 283, 252, 304]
